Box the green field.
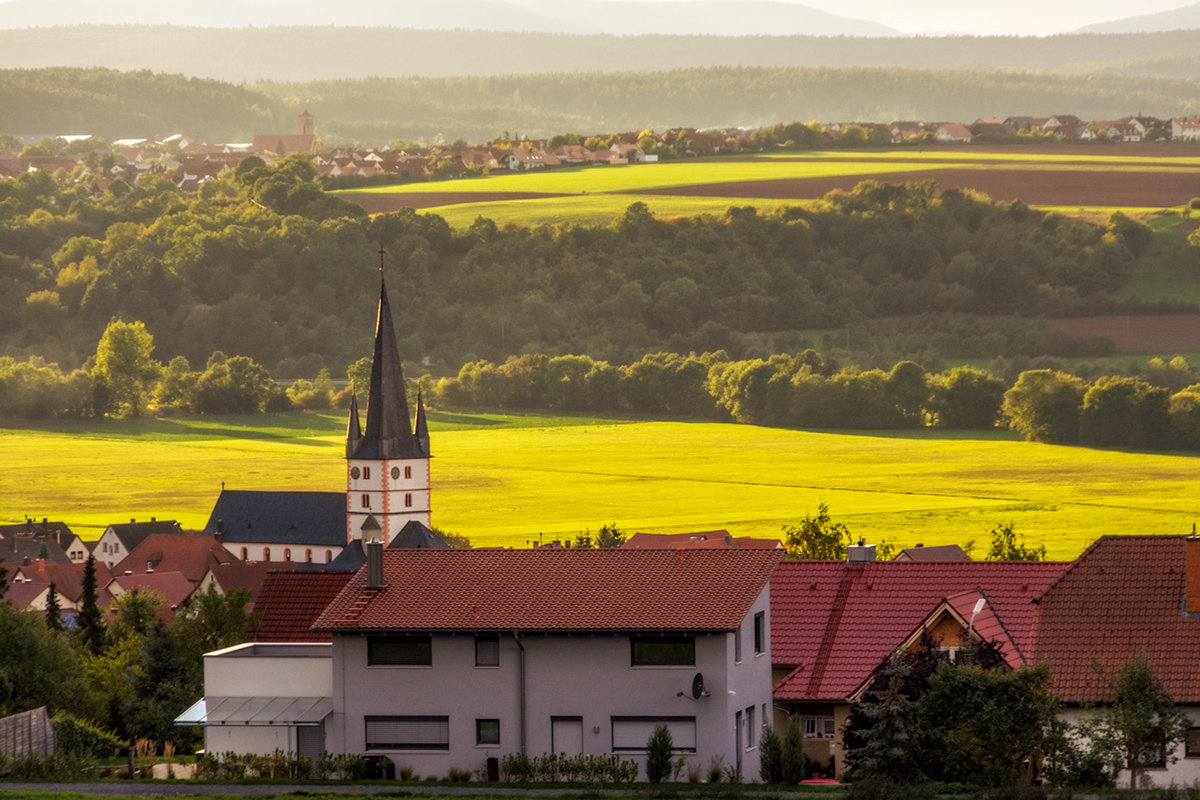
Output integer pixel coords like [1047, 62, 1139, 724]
[5, 412, 1198, 560]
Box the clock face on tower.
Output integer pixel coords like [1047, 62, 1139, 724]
[391, 467, 401, 479]
[350, 467, 360, 479]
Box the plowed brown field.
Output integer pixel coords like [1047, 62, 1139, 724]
[631, 166, 1200, 207]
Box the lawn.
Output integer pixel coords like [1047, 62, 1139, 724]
[4, 412, 1197, 560]
[421, 194, 796, 229]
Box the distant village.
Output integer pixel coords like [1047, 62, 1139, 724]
[3, 111, 1200, 190]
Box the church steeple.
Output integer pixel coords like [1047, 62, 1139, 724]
[346, 279, 428, 460]
[345, 270, 432, 545]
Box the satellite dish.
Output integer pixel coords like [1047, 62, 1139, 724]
[692, 672, 706, 700]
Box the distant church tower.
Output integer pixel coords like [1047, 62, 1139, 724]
[299, 109, 314, 137]
[345, 279, 431, 545]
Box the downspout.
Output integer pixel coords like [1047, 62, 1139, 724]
[514, 630, 527, 755]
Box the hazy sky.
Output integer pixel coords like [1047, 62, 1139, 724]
[613, 0, 1195, 35]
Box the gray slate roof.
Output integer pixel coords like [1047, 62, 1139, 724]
[203, 490, 346, 547]
[387, 520, 449, 550]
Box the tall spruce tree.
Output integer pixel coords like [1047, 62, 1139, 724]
[44, 582, 64, 632]
[76, 555, 105, 654]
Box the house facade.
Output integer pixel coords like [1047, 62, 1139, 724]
[188, 547, 781, 780]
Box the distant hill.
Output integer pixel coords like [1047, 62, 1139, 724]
[4, 65, 1200, 143]
[3, 26, 1200, 83]
[0, 0, 897, 37]
[1075, 2, 1200, 33]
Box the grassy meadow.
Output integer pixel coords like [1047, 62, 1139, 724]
[4, 411, 1198, 560]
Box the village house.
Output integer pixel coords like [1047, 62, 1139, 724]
[934, 123, 973, 143]
[622, 530, 782, 550]
[184, 546, 782, 781]
[0, 519, 74, 565]
[92, 518, 184, 567]
[1172, 117, 1200, 142]
[769, 546, 1067, 778]
[1034, 535, 1200, 787]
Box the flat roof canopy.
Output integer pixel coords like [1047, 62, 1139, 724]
[175, 696, 331, 727]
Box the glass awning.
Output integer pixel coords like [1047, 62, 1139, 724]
[175, 696, 332, 727]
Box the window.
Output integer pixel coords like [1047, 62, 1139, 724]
[283, 548, 291, 561]
[1186, 727, 1200, 758]
[305, 548, 313, 563]
[734, 626, 742, 663]
[325, 550, 332, 563]
[631, 635, 695, 666]
[240, 547, 248, 560]
[362, 467, 371, 480]
[476, 718, 500, 746]
[746, 705, 757, 748]
[404, 465, 412, 479]
[262, 547, 270, 561]
[611, 717, 696, 752]
[475, 635, 500, 667]
[361, 493, 370, 508]
[404, 493, 413, 508]
[368, 635, 432, 666]
[365, 716, 448, 750]
[803, 717, 835, 738]
[754, 611, 765, 655]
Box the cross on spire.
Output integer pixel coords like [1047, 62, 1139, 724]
[377, 244, 386, 275]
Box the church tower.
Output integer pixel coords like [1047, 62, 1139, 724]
[345, 279, 431, 545]
[299, 109, 314, 137]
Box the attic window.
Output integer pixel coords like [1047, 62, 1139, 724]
[631, 635, 694, 667]
[368, 635, 432, 666]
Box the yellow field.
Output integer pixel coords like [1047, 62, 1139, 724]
[3, 412, 1197, 559]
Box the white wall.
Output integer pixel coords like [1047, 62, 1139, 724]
[328, 587, 775, 781]
[1060, 705, 1200, 787]
[204, 643, 332, 696]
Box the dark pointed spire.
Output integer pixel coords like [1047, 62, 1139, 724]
[345, 392, 362, 457]
[415, 390, 430, 456]
[347, 277, 426, 459]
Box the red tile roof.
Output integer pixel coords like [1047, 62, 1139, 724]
[314, 548, 782, 633]
[203, 560, 294, 605]
[108, 571, 196, 609]
[771, 559, 1066, 701]
[255, 571, 354, 642]
[1032, 535, 1200, 703]
[623, 531, 782, 550]
[12, 559, 114, 607]
[114, 533, 235, 584]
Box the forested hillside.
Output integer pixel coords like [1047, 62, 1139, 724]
[0, 158, 1164, 377]
[4, 26, 1200, 83]
[4, 65, 1200, 144]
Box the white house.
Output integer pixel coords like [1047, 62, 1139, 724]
[183, 546, 782, 781]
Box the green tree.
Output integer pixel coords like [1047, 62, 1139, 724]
[759, 724, 784, 783]
[173, 584, 256, 653]
[918, 662, 1057, 786]
[0, 601, 97, 718]
[1080, 376, 1171, 449]
[783, 501, 851, 559]
[76, 555, 105, 655]
[781, 714, 806, 784]
[1093, 654, 1190, 788]
[928, 366, 1005, 429]
[849, 654, 924, 783]
[884, 360, 928, 427]
[984, 522, 1046, 561]
[645, 723, 674, 783]
[1002, 369, 1086, 444]
[44, 582, 64, 633]
[595, 523, 625, 548]
[92, 319, 160, 417]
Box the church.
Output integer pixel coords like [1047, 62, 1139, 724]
[203, 278, 446, 565]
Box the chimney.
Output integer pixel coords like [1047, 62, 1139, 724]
[150, 516, 156, 522]
[146, 561, 154, 573]
[41, 517, 47, 527]
[366, 539, 384, 588]
[847, 538, 877, 564]
[1187, 531, 1200, 614]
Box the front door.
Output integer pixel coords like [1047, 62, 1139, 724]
[551, 716, 584, 754]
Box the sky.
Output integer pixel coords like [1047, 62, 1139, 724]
[610, 0, 1195, 35]
[2, 0, 1195, 36]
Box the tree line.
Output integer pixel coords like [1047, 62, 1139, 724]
[0, 160, 1169, 379]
